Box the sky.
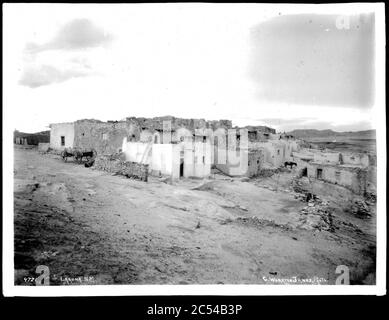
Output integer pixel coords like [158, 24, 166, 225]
[3, 4, 378, 133]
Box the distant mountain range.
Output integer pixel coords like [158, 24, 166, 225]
[286, 129, 376, 139]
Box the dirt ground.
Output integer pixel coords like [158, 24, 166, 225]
[14, 146, 376, 285]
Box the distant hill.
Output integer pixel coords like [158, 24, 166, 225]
[14, 130, 50, 145]
[287, 129, 376, 139]
[14, 130, 50, 137]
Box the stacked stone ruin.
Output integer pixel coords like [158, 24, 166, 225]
[93, 154, 149, 182]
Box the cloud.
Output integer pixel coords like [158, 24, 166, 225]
[19, 19, 112, 88]
[25, 18, 113, 53]
[19, 64, 87, 88]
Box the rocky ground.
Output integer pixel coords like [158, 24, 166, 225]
[13, 146, 376, 285]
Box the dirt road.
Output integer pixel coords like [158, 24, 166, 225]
[14, 146, 376, 285]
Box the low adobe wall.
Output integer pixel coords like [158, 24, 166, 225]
[93, 155, 149, 182]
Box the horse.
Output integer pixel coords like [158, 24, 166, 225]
[61, 148, 74, 162]
[284, 161, 297, 169]
[75, 149, 97, 163]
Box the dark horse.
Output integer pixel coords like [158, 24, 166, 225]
[61, 148, 74, 162]
[74, 149, 96, 163]
[284, 161, 297, 169]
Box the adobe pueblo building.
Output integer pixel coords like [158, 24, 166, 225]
[291, 149, 373, 195]
[48, 116, 373, 196]
[49, 116, 299, 179]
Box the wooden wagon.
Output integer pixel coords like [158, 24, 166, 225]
[61, 148, 97, 163]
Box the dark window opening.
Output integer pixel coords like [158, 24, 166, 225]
[249, 131, 258, 140]
[302, 167, 308, 177]
[316, 168, 323, 179]
[203, 136, 207, 142]
[61, 136, 65, 146]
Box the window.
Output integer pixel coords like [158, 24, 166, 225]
[102, 133, 108, 140]
[335, 171, 341, 179]
[277, 150, 280, 155]
[203, 156, 205, 164]
[257, 160, 260, 164]
[60, 136, 65, 146]
[203, 136, 207, 143]
[316, 168, 323, 179]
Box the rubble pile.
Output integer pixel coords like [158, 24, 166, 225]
[234, 216, 292, 231]
[292, 180, 311, 194]
[289, 180, 335, 231]
[364, 192, 376, 204]
[93, 154, 149, 182]
[298, 198, 335, 232]
[256, 168, 276, 178]
[257, 167, 289, 178]
[293, 191, 319, 203]
[346, 198, 371, 218]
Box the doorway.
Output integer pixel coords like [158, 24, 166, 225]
[180, 161, 184, 177]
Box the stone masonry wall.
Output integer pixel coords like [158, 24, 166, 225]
[93, 155, 149, 182]
[73, 120, 140, 156]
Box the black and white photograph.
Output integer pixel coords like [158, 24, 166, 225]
[2, 3, 386, 296]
